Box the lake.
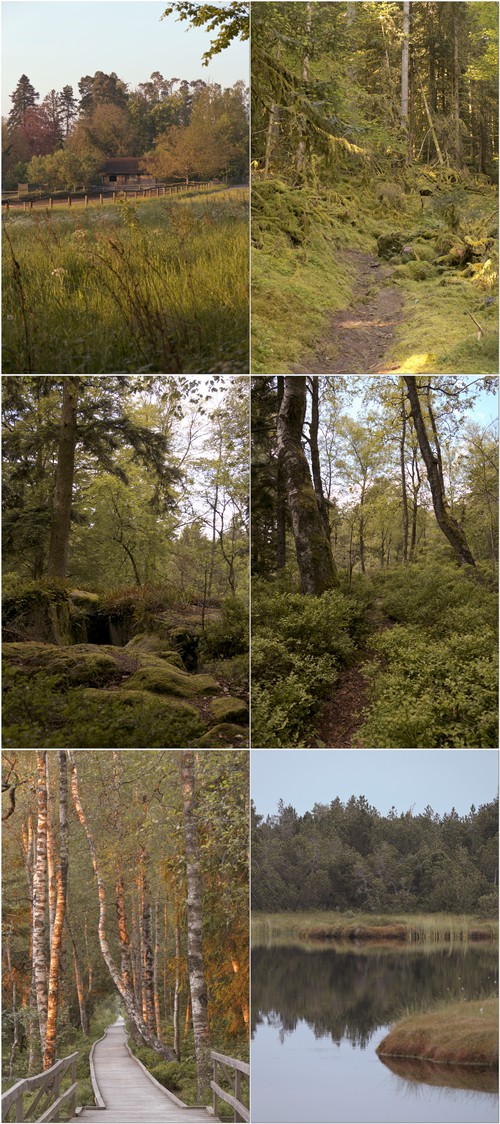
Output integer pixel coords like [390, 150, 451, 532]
[251, 940, 498, 1123]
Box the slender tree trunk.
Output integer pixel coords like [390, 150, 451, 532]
[47, 377, 80, 579]
[173, 904, 181, 1061]
[401, 1, 410, 141]
[66, 917, 89, 1036]
[403, 378, 475, 565]
[44, 752, 69, 1070]
[139, 849, 156, 1032]
[181, 752, 211, 1098]
[46, 764, 57, 950]
[276, 377, 286, 569]
[68, 752, 176, 1061]
[264, 44, 281, 177]
[400, 393, 409, 563]
[295, 3, 312, 179]
[453, 4, 461, 164]
[153, 899, 162, 1040]
[277, 377, 337, 595]
[33, 752, 49, 1058]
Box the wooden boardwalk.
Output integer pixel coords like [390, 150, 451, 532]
[72, 1019, 217, 1123]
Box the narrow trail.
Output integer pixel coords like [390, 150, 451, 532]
[308, 600, 394, 749]
[301, 249, 404, 374]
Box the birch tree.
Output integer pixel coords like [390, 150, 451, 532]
[181, 751, 211, 1098]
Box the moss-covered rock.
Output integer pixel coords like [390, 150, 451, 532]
[196, 723, 249, 748]
[125, 664, 221, 698]
[210, 696, 249, 725]
[125, 634, 185, 667]
[2, 582, 102, 645]
[393, 260, 435, 281]
[3, 642, 123, 686]
[377, 233, 404, 259]
[82, 687, 200, 718]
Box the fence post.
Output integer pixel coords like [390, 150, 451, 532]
[112, 191, 116, 203]
[85, 194, 88, 207]
[67, 195, 71, 208]
[70, 1055, 77, 1118]
[234, 1068, 241, 1122]
[212, 1057, 217, 1120]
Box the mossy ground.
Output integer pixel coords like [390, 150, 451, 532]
[251, 171, 498, 374]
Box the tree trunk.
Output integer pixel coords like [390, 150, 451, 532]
[44, 752, 69, 1070]
[309, 377, 331, 540]
[401, 2, 410, 137]
[33, 752, 49, 1058]
[276, 377, 337, 595]
[68, 753, 177, 1061]
[153, 900, 162, 1040]
[66, 917, 89, 1036]
[139, 849, 156, 1032]
[295, 3, 312, 179]
[276, 377, 286, 569]
[400, 392, 409, 563]
[403, 378, 475, 565]
[181, 752, 211, 1099]
[47, 377, 80, 578]
[453, 4, 462, 164]
[173, 904, 181, 1061]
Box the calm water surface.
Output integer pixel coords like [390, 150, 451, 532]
[251, 942, 498, 1124]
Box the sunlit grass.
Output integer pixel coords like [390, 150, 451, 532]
[2, 188, 248, 373]
[377, 997, 499, 1068]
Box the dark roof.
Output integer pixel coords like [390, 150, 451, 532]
[100, 158, 144, 174]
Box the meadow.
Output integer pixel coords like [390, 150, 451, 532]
[2, 186, 249, 373]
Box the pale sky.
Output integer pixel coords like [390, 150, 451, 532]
[2, 1, 249, 114]
[251, 750, 499, 820]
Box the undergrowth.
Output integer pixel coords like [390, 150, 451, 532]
[251, 580, 368, 747]
[3, 188, 248, 373]
[355, 562, 498, 748]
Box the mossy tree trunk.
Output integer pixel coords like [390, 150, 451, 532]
[47, 377, 80, 579]
[277, 377, 337, 596]
[403, 377, 476, 566]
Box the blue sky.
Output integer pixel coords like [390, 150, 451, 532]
[2, 2, 249, 113]
[251, 750, 499, 820]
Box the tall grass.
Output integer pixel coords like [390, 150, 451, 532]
[377, 998, 499, 1068]
[252, 911, 498, 946]
[2, 187, 248, 373]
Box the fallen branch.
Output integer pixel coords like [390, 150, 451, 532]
[465, 309, 484, 339]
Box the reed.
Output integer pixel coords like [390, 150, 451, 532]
[252, 911, 498, 945]
[377, 998, 499, 1068]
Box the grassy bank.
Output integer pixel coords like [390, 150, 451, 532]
[252, 912, 498, 946]
[251, 172, 498, 374]
[3, 187, 248, 373]
[377, 997, 498, 1068]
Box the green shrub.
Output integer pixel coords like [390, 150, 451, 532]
[355, 623, 498, 748]
[149, 1061, 182, 1091]
[200, 597, 248, 660]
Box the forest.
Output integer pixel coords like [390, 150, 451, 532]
[2, 3, 249, 373]
[252, 792, 498, 915]
[251, 1, 499, 374]
[2, 376, 249, 749]
[251, 375, 498, 749]
[2, 750, 249, 1112]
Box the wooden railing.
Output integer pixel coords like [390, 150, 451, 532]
[210, 1050, 249, 1123]
[1, 1052, 78, 1122]
[2, 181, 218, 212]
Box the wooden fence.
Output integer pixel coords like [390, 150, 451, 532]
[1, 1052, 78, 1122]
[2, 182, 217, 214]
[210, 1050, 249, 1123]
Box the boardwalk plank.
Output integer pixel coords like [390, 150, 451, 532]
[72, 1020, 217, 1123]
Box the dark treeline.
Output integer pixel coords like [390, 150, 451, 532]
[252, 795, 499, 914]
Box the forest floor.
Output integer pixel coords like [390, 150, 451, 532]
[295, 250, 404, 374]
[308, 599, 394, 748]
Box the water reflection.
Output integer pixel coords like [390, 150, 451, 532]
[251, 942, 498, 1123]
[378, 1053, 498, 1095]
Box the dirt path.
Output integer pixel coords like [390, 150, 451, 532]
[307, 600, 394, 748]
[299, 249, 404, 374]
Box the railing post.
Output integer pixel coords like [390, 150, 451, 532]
[234, 1068, 241, 1122]
[212, 1056, 217, 1119]
[70, 1055, 77, 1118]
[53, 1070, 61, 1121]
[15, 1087, 24, 1122]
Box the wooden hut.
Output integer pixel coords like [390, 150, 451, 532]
[100, 158, 156, 190]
